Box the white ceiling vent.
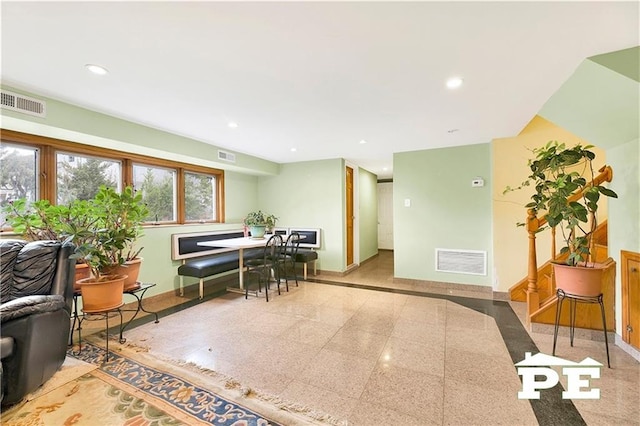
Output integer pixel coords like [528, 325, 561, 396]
[435, 248, 487, 276]
[217, 150, 236, 163]
[1, 90, 46, 118]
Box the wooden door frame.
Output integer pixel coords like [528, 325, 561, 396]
[621, 250, 640, 346]
[345, 162, 359, 269]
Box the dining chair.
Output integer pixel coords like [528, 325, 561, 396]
[279, 232, 301, 289]
[245, 234, 282, 302]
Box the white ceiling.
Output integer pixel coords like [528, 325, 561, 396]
[1, 1, 638, 178]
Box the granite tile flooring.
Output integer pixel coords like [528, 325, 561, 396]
[120, 251, 639, 425]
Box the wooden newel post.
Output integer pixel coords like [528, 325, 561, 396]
[526, 209, 540, 315]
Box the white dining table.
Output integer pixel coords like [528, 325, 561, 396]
[197, 236, 272, 290]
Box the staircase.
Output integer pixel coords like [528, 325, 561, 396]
[509, 166, 616, 331]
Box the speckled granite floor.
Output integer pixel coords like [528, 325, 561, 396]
[84, 251, 640, 425]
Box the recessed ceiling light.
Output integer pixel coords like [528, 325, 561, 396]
[446, 77, 463, 89]
[383, 167, 388, 171]
[227, 122, 238, 128]
[85, 64, 109, 75]
[359, 139, 367, 144]
[290, 148, 297, 152]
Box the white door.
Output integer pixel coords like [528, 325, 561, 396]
[377, 182, 394, 250]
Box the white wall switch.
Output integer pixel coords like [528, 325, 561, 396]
[471, 178, 485, 187]
[404, 198, 411, 207]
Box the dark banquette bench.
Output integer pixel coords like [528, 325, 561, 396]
[172, 228, 320, 299]
[172, 230, 259, 299]
[273, 228, 320, 279]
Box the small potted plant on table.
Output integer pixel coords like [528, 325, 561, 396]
[243, 210, 278, 239]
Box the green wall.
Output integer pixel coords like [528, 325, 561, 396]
[539, 52, 639, 151]
[393, 143, 493, 286]
[257, 159, 346, 271]
[358, 167, 378, 262]
[225, 171, 259, 223]
[1, 85, 279, 176]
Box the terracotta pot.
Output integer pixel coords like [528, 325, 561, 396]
[553, 262, 604, 297]
[73, 263, 92, 292]
[103, 258, 143, 291]
[78, 274, 127, 312]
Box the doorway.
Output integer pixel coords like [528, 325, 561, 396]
[346, 166, 354, 267]
[377, 182, 393, 250]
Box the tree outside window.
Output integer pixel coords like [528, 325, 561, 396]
[185, 171, 216, 222]
[56, 153, 120, 204]
[133, 164, 176, 222]
[0, 145, 37, 227]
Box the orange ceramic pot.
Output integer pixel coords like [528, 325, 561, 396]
[73, 263, 91, 292]
[553, 262, 604, 297]
[78, 274, 127, 312]
[103, 258, 143, 291]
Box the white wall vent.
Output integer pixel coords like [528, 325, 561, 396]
[1, 90, 46, 118]
[435, 248, 487, 276]
[217, 150, 236, 163]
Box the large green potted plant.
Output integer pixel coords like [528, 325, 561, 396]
[93, 186, 148, 290]
[505, 141, 618, 296]
[74, 186, 148, 294]
[243, 210, 277, 239]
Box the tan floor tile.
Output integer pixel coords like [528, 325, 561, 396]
[399, 302, 447, 325]
[378, 335, 445, 377]
[391, 316, 446, 346]
[445, 348, 521, 392]
[297, 349, 377, 398]
[324, 327, 389, 360]
[443, 378, 538, 425]
[297, 304, 358, 327]
[280, 318, 341, 347]
[360, 364, 444, 421]
[248, 338, 319, 380]
[445, 326, 508, 358]
[280, 380, 357, 421]
[347, 400, 431, 426]
[320, 294, 367, 311]
[445, 302, 497, 331]
[342, 311, 398, 336]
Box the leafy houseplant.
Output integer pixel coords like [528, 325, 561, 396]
[505, 141, 618, 267]
[243, 210, 278, 239]
[2, 198, 98, 246]
[74, 186, 148, 281]
[2, 198, 99, 284]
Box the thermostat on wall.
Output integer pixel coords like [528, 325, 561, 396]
[471, 177, 484, 187]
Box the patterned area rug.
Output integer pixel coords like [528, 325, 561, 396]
[2, 339, 340, 425]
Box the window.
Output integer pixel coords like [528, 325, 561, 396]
[56, 152, 121, 204]
[1, 129, 225, 225]
[0, 144, 38, 228]
[133, 164, 177, 222]
[185, 171, 217, 222]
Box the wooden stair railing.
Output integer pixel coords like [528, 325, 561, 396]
[511, 165, 614, 320]
[509, 222, 607, 304]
